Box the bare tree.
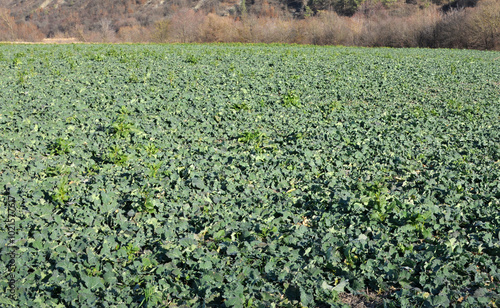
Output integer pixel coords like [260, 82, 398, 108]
[466, 0, 500, 49]
[0, 8, 16, 41]
[99, 18, 115, 42]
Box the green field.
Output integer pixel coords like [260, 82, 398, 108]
[0, 44, 499, 307]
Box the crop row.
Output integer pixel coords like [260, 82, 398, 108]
[0, 44, 499, 307]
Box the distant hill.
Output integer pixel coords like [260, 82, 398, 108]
[2, 0, 496, 51]
[1, 0, 462, 37]
[2, 0, 175, 36]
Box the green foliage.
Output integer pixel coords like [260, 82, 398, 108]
[109, 111, 139, 138]
[12, 57, 22, 66]
[48, 138, 73, 155]
[184, 54, 200, 64]
[0, 44, 499, 307]
[45, 164, 70, 177]
[105, 145, 129, 166]
[238, 130, 268, 152]
[89, 53, 105, 61]
[146, 161, 162, 179]
[16, 70, 29, 85]
[140, 284, 161, 307]
[304, 5, 314, 18]
[140, 188, 157, 213]
[143, 142, 159, 157]
[282, 90, 301, 107]
[126, 243, 140, 261]
[127, 72, 140, 83]
[240, 0, 247, 17]
[52, 176, 70, 205]
[231, 101, 251, 111]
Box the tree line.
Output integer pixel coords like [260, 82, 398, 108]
[0, 0, 498, 50]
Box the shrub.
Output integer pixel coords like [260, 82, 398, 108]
[151, 19, 170, 43]
[465, 0, 500, 50]
[433, 8, 469, 48]
[118, 25, 151, 43]
[0, 8, 44, 42]
[200, 13, 239, 42]
[167, 9, 205, 43]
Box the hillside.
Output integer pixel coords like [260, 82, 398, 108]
[3, 0, 173, 35]
[2, 0, 463, 35]
[0, 0, 497, 50]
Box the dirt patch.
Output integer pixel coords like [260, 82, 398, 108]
[339, 290, 391, 308]
[1, 37, 80, 44]
[42, 37, 79, 44]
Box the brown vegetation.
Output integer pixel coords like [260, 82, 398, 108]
[149, 0, 499, 50]
[0, 8, 44, 42]
[0, 0, 499, 50]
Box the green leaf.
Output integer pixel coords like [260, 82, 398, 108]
[224, 296, 244, 307]
[333, 278, 348, 292]
[82, 274, 105, 290]
[300, 287, 314, 307]
[430, 295, 450, 307]
[227, 245, 238, 256]
[0, 297, 16, 307]
[191, 177, 205, 190]
[321, 280, 334, 291]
